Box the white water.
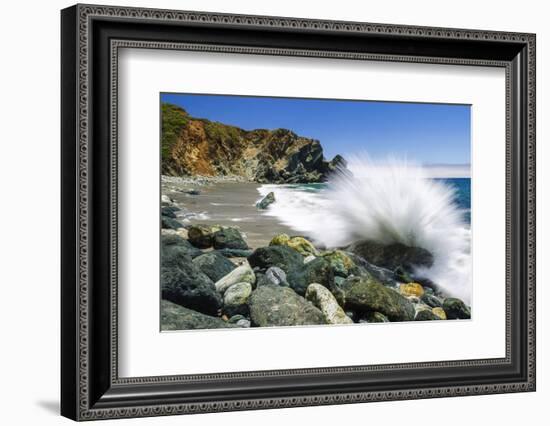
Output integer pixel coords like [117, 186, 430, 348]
[257, 157, 472, 303]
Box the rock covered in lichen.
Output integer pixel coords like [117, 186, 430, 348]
[305, 283, 353, 325]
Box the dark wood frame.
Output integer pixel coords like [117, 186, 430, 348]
[61, 3, 536, 421]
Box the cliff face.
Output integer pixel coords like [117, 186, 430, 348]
[161, 103, 347, 183]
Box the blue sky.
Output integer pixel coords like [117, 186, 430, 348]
[161, 93, 471, 168]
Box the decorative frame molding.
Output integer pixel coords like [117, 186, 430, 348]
[61, 4, 536, 421]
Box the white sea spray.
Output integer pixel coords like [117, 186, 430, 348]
[257, 156, 472, 303]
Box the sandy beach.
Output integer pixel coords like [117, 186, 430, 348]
[163, 179, 295, 249]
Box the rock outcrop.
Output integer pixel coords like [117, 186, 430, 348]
[161, 103, 347, 183]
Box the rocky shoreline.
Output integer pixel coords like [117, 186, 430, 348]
[160, 193, 471, 331]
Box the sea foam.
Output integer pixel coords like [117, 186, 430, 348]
[257, 156, 472, 303]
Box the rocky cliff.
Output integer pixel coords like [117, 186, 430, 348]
[161, 103, 347, 183]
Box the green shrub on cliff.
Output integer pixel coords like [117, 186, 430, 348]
[161, 103, 189, 159]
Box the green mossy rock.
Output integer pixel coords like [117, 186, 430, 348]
[249, 285, 326, 327]
[223, 282, 253, 317]
[247, 245, 304, 274]
[338, 276, 415, 322]
[270, 234, 318, 256]
[187, 224, 218, 249]
[442, 298, 471, 319]
[256, 191, 276, 209]
[321, 250, 357, 277]
[287, 257, 334, 296]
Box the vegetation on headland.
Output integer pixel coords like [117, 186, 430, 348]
[160, 102, 347, 183]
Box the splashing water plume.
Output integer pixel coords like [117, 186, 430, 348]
[258, 156, 472, 303]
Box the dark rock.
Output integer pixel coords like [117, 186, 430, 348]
[212, 227, 249, 250]
[160, 300, 237, 330]
[249, 285, 326, 327]
[161, 206, 180, 218]
[346, 252, 398, 286]
[337, 276, 415, 321]
[254, 273, 272, 288]
[415, 309, 441, 321]
[321, 250, 357, 277]
[215, 248, 254, 258]
[347, 240, 434, 272]
[442, 298, 471, 319]
[192, 252, 236, 282]
[161, 216, 185, 230]
[161, 233, 202, 261]
[394, 266, 413, 283]
[365, 312, 390, 323]
[421, 293, 443, 308]
[247, 245, 304, 274]
[161, 258, 222, 316]
[188, 224, 217, 249]
[287, 257, 334, 296]
[256, 191, 275, 209]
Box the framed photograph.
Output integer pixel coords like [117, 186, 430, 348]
[61, 4, 536, 421]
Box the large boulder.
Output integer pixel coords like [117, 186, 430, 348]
[161, 216, 185, 230]
[188, 224, 221, 249]
[161, 233, 202, 261]
[337, 276, 415, 322]
[442, 298, 471, 319]
[214, 263, 256, 294]
[160, 300, 238, 331]
[415, 308, 441, 321]
[249, 285, 326, 327]
[212, 227, 249, 250]
[346, 252, 398, 286]
[347, 240, 433, 272]
[192, 252, 236, 282]
[215, 248, 254, 258]
[247, 245, 304, 274]
[161, 262, 222, 316]
[222, 282, 253, 317]
[287, 257, 334, 296]
[269, 234, 318, 257]
[305, 283, 353, 325]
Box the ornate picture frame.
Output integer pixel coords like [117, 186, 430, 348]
[61, 4, 536, 421]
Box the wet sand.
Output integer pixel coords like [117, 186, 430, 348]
[165, 181, 295, 249]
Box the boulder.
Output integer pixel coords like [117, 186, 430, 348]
[215, 264, 256, 294]
[212, 227, 249, 250]
[269, 234, 318, 256]
[161, 300, 238, 330]
[161, 233, 202, 261]
[247, 245, 304, 274]
[223, 282, 253, 317]
[305, 283, 353, 325]
[432, 307, 447, 320]
[161, 206, 180, 218]
[346, 253, 398, 286]
[192, 252, 236, 282]
[287, 257, 334, 296]
[161, 216, 185, 230]
[188, 224, 219, 249]
[249, 285, 326, 327]
[415, 308, 441, 321]
[347, 240, 433, 272]
[161, 263, 222, 316]
[337, 276, 415, 322]
[321, 250, 357, 277]
[256, 191, 276, 209]
[399, 283, 425, 298]
[421, 293, 443, 308]
[442, 298, 471, 319]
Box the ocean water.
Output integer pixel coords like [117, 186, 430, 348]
[256, 161, 472, 302]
